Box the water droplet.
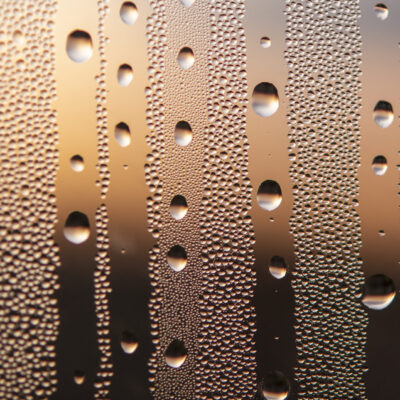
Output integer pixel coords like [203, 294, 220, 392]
[262, 371, 290, 400]
[66, 30, 93, 63]
[257, 180, 282, 211]
[70, 155, 84, 172]
[164, 339, 187, 368]
[114, 122, 131, 147]
[269, 256, 287, 279]
[179, 0, 195, 7]
[170, 195, 188, 220]
[362, 274, 396, 310]
[378, 230, 385, 237]
[373, 100, 393, 128]
[174, 121, 193, 146]
[118, 64, 133, 86]
[64, 211, 90, 244]
[260, 37, 271, 48]
[120, 331, 139, 354]
[167, 245, 187, 272]
[177, 47, 195, 70]
[12, 30, 24, 46]
[73, 370, 85, 385]
[120, 2, 138, 25]
[372, 155, 387, 176]
[374, 3, 388, 20]
[251, 82, 279, 117]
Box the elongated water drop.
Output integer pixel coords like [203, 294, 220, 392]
[70, 155, 84, 172]
[257, 180, 282, 211]
[174, 121, 193, 146]
[66, 30, 93, 63]
[167, 245, 187, 272]
[177, 47, 195, 70]
[372, 155, 387, 176]
[120, 331, 138, 354]
[165, 339, 187, 368]
[170, 195, 188, 220]
[120, 2, 138, 25]
[252, 82, 279, 117]
[118, 64, 133, 86]
[269, 256, 287, 279]
[64, 211, 90, 244]
[114, 122, 131, 147]
[373, 100, 393, 128]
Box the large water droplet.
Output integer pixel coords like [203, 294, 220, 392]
[120, 2, 138, 25]
[260, 37, 271, 48]
[252, 82, 279, 117]
[374, 3, 388, 20]
[64, 211, 90, 244]
[66, 30, 93, 63]
[174, 121, 193, 146]
[120, 331, 138, 354]
[262, 371, 290, 400]
[12, 30, 24, 46]
[362, 274, 396, 310]
[167, 245, 187, 272]
[373, 100, 394, 128]
[372, 155, 387, 176]
[114, 122, 131, 147]
[177, 47, 195, 70]
[73, 370, 85, 385]
[179, 0, 195, 7]
[257, 180, 282, 211]
[269, 256, 287, 279]
[118, 64, 133, 86]
[170, 195, 188, 220]
[165, 339, 187, 368]
[70, 155, 84, 172]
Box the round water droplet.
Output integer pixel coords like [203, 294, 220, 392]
[362, 274, 396, 310]
[120, 331, 138, 354]
[262, 371, 290, 400]
[374, 3, 388, 20]
[64, 211, 90, 244]
[170, 195, 188, 220]
[167, 245, 187, 272]
[73, 370, 85, 385]
[12, 30, 24, 46]
[252, 82, 279, 117]
[372, 155, 387, 176]
[66, 30, 93, 63]
[174, 121, 193, 146]
[120, 2, 138, 25]
[257, 180, 282, 211]
[269, 256, 287, 279]
[179, 0, 195, 7]
[165, 339, 187, 368]
[118, 64, 133, 86]
[177, 47, 195, 70]
[373, 101, 393, 128]
[114, 122, 131, 147]
[260, 37, 271, 48]
[70, 155, 84, 172]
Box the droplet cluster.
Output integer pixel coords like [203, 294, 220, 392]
[0, 0, 60, 398]
[93, 204, 113, 399]
[284, 0, 368, 398]
[196, 0, 258, 397]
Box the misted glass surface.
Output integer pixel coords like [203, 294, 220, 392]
[0, 0, 399, 399]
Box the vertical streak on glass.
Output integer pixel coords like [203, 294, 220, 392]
[196, 0, 258, 397]
[145, 0, 208, 398]
[285, 1, 368, 398]
[0, 0, 60, 398]
[94, 0, 113, 398]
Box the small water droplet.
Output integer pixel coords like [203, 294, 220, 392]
[174, 121, 193, 146]
[64, 211, 90, 244]
[373, 100, 393, 128]
[167, 245, 187, 272]
[257, 180, 282, 211]
[165, 339, 187, 368]
[374, 3, 388, 20]
[177, 47, 195, 70]
[372, 155, 387, 176]
[252, 82, 279, 117]
[66, 30, 93, 63]
[118, 64, 133, 86]
[269, 256, 287, 279]
[260, 37, 271, 48]
[120, 2, 138, 25]
[262, 370, 290, 400]
[70, 155, 84, 172]
[170, 195, 188, 220]
[362, 274, 396, 310]
[120, 331, 139, 354]
[73, 370, 85, 385]
[114, 122, 131, 147]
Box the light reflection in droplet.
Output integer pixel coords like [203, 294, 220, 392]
[373, 100, 394, 128]
[372, 155, 387, 176]
[114, 122, 131, 147]
[117, 64, 133, 86]
[177, 47, 195, 70]
[120, 2, 138, 25]
[70, 155, 84, 172]
[66, 30, 93, 63]
[251, 82, 279, 117]
[257, 180, 282, 211]
[362, 274, 396, 310]
[174, 121, 193, 146]
[165, 339, 187, 368]
[167, 245, 187, 272]
[170, 195, 188, 220]
[64, 211, 90, 244]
